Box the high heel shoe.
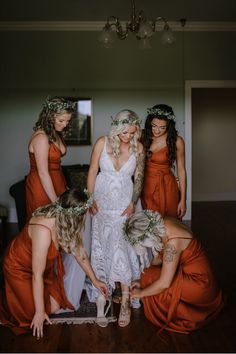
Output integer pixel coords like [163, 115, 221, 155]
[118, 291, 131, 327]
[96, 294, 111, 328]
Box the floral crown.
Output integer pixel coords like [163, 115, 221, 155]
[54, 189, 93, 216]
[43, 98, 77, 112]
[147, 107, 176, 121]
[123, 210, 165, 246]
[111, 116, 142, 127]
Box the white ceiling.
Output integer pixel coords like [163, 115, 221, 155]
[1, 0, 236, 22]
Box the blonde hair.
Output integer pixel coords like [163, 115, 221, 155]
[108, 109, 141, 158]
[32, 189, 90, 257]
[124, 210, 166, 271]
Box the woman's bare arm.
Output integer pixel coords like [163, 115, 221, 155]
[30, 224, 53, 338]
[176, 136, 187, 218]
[131, 239, 181, 298]
[30, 134, 58, 202]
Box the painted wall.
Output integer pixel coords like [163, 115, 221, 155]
[0, 30, 236, 220]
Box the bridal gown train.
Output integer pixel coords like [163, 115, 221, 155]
[86, 137, 140, 302]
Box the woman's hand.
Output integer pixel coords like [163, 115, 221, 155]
[93, 278, 108, 298]
[30, 312, 52, 339]
[121, 202, 135, 217]
[177, 200, 187, 219]
[131, 287, 143, 299]
[131, 280, 141, 290]
[89, 200, 99, 215]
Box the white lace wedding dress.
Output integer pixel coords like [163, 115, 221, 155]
[86, 137, 141, 303]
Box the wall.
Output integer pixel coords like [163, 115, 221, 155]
[0, 30, 236, 220]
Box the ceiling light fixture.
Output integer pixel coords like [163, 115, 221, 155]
[98, 0, 175, 49]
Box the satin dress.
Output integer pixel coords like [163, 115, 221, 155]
[141, 237, 225, 334]
[0, 223, 74, 335]
[141, 146, 179, 217]
[26, 143, 67, 219]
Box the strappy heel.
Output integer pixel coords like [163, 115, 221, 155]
[96, 293, 111, 328]
[118, 291, 131, 328]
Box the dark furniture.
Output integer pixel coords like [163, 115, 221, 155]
[9, 164, 89, 231]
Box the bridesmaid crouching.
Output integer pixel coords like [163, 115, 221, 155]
[124, 210, 225, 334]
[0, 189, 108, 338]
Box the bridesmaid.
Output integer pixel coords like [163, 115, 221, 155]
[26, 96, 75, 220]
[141, 104, 186, 219]
[0, 189, 107, 338]
[124, 210, 225, 334]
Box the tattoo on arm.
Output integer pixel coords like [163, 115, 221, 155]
[163, 243, 177, 263]
[132, 151, 145, 204]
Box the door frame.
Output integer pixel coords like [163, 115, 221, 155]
[185, 80, 236, 220]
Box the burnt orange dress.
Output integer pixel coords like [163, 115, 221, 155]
[26, 143, 67, 219]
[141, 147, 179, 217]
[140, 237, 225, 334]
[0, 223, 74, 335]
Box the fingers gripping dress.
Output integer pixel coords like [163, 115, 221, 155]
[87, 137, 140, 301]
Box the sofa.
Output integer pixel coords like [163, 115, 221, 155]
[9, 164, 90, 230]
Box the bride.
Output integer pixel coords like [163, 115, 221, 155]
[86, 109, 145, 327]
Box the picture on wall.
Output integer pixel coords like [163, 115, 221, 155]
[63, 97, 92, 146]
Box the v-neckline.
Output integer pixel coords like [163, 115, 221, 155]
[104, 138, 133, 172]
[150, 145, 167, 154]
[107, 152, 133, 172]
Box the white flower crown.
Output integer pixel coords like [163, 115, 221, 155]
[147, 107, 176, 121]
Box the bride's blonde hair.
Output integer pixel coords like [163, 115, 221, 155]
[108, 109, 142, 158]
[32, 188, 92, 257]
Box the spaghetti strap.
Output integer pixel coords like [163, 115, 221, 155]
[28, 223, 52, 237]
[165, 236, 192, 243]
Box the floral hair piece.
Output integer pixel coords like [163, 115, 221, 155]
[43, 99, 77, 112]
[111, 116, 142, 127]
[123, 210, 165, 246]
[123, 210, 165, 272]
[147, 107, 176, 121]
[54, 189, 93, 216]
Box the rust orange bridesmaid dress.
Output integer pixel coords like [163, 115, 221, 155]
[26, 143, 67, 220]
[0, 224, 74, 335]
[140, 237, 225, 334]
[141, 146, 179, 217]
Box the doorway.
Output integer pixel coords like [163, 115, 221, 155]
[185, 80, 236, 220]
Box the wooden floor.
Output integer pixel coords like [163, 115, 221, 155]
[0, 201, 236, 353]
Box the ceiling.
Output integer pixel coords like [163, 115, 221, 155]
[1, 0, 236, 22]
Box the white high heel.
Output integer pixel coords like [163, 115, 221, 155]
[96, 294, 111, 328]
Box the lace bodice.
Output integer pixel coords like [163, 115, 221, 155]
[94, 137, 136, 212]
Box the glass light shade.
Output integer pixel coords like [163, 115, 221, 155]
[160, 27, 175, 45]
[98, 27, 116, 48]
[137, 21, 153, 39]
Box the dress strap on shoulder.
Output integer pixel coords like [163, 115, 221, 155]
[103, 136, 108, 153]
[165, 236, 192, 243]
[28, 223, 52, 236]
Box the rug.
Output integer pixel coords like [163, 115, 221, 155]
[49, 292, 117, 325]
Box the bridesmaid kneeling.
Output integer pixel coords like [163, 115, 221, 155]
[124, 210, 225, 334]
[0, 189, 107, 338]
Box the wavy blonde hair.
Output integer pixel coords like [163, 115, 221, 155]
[108, 109, 141, 158]
[124, 210, 166, 271]
[32, 189, 88, 257]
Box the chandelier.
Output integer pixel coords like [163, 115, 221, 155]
[98, 0, 175, 49]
